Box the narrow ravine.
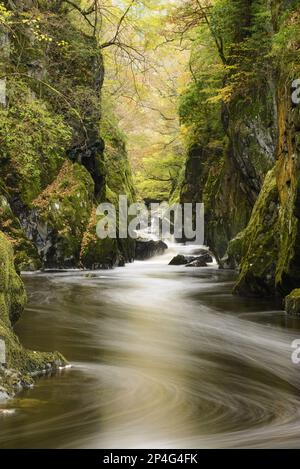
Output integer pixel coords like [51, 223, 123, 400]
[1, 249, 300, 449]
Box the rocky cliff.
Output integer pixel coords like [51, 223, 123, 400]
[179, 1, 300, 300]
[0, 0, 135, 271]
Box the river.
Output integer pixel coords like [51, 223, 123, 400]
[1, 246, 300, 448]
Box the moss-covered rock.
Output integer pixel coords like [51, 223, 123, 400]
[80, 206, 121, 269]
[0, 232, 27, 326]
[233, 168, 279, 296]
[80, 105, 136, 269]
[222, 231, 244, 269]
[232, 80, 300, 297]
[0, 231, 66, 398]
[0, 79, 72, 206]
[176, 2, 300, 302]
[285, 289, 300, 316]
[0, 193, 41, 271]
[80, 197, 136, 270]
[0, 2, 107, 270]
[202, 151, 253, 262]
[101, 107, 135, 206]
[27, 160, 94, 268]
[273, 89, 300, 294]
[0, 2, 137, 272]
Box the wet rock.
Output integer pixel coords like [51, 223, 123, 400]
[135, 239, 168, 260]
[195, 252, 213, 263]
[185, 256, 208, 267]
[285, 289, 300, 316]
[169, 251, 213, 266]
[169, 255, 191, 265]
[26, 161, 95, 269]
[189, 248, 213, 262]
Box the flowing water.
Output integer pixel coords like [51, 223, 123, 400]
[1, 246, 300, 448]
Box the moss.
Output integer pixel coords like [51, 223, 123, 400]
[0, 79, 72, 205]
[0, 231, 27, 326]
[228, 80, 300, 298]
[224, 230, 245, 269]
[0, 231, 66, 397]
[0, 193, 41, 271]
[101, 109, 135, 205]
[272, 94, 300, 293]
[285, 289, 300, 316]
[202, 149, 252, 260]
[32, 160, 94, 267]
[80, 180, 136, 269]
[79, 105, 136, 270]
[0, 2, 139, 273]
[80, 206, 120, 269]
[0, 2, 107, 271]
[233, 168, 279, 296]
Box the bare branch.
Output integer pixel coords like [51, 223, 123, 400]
[62, 0, 95, 29]
[111, 0, 136, 44]
[100, 0, 136, 49]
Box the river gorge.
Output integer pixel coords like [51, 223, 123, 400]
[1, 0, 300, 451]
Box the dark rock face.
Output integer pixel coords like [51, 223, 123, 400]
[135, 240, 168, 260]
[68, 138, 105, 198]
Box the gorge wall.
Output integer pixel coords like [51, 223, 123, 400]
[179, 0, 300, 300]
[0, 0, 135, 272]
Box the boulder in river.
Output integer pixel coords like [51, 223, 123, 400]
[189, 248, 213, 261]
[169, 255, 191, 265]
[285, 289, 300, 316]
[194, 251, 213, 263]
[169, 251, 213, 266]
[135, 239, 168, 260]
[185, 256, 208, 267]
